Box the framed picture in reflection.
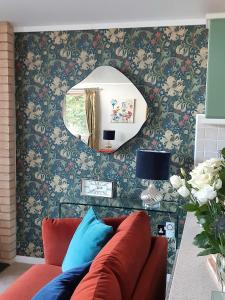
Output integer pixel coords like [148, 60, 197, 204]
[110, 98, 135, 123]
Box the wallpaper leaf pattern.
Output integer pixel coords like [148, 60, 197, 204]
[15, 26, 208, 272]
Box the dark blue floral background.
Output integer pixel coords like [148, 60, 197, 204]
[15, 26, 208, 270]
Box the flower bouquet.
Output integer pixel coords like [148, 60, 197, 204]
[170, 149, 225, 292]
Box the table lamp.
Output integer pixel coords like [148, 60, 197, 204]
[136, 150, 170, 208]
[103, 130, 115, 149]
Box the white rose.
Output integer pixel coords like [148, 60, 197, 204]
[194, 185, 217, 205]
[214, 179, 222, 190]
[177, 186, 190, 198]
[188, 173, 212, 190]
[188, 158, 223, 190]
[170, 175, 183, 189]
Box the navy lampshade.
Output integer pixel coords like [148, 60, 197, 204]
[136, 150, 170, 180]
[103, 130, 115, 140]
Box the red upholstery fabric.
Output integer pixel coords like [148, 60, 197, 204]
[73, 211, 151, 300]
[42, 216, 126, 266]
[132, 236, 168, 300]
[0, 264, 61, 300]
[42, 218, 81, 266]
[71, 264, 122, 300]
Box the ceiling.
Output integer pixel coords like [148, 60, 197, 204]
[1, 0, 225, 32]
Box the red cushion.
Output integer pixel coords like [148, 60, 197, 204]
[0, 264, 61, 300]
[42, 217, 126, 266]
[71, 264, 122, 300]
[73, 211, 151, 300]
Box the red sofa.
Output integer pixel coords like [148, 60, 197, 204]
[0, 212, 168, 300]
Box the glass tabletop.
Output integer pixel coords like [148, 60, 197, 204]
[60, 188, 178, 214]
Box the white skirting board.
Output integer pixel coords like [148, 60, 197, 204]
[14, 255, 44, 264]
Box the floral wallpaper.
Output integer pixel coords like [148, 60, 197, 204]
[15, 26, 208, 271]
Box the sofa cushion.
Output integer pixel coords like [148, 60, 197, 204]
[73, 211, 151, 300]
[0, 264, 61, 300]
[42, 216, 125, 266]
[132, 236, 168, 300]
[32, 261, 91, 300]
[62, 207, 113, 272]
[71, 263, 122, 300]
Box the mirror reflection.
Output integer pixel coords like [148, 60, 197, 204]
[63, 66, 148, 153]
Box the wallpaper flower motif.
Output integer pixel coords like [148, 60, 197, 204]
[105, 29, 125, 43]
[195, 47, 208, 68]
[50, 77, 69, 96]
[164, 27, 188, 41]
[160, 130, 181, 150]
[50, 175, 68, 193]
[50, 127, 69, 145]
[50, 31, 68, 44]
[24, 52, 42, 70]
[133, 49, 155, 70]
[25, 197, 43, 215]
[77, 153, 96, 171]
[25, 150, 43, 168]
[25, 102, 43, 120]
[163, 76, 184, 97]
[15, 25, 208, 273]
[77, 50, 97, 70]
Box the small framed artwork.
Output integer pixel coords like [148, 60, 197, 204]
[110, 99, 135, 123]
[81, 179, 115, 198]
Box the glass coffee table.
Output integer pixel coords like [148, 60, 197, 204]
[59, 191, 180, 248]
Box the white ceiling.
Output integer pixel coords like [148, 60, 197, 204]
[1, 0, 225, 32]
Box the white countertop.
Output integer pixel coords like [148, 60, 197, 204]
[168, 213, 220, 300]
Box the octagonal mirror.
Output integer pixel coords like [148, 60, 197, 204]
[63, 66, 148, 153]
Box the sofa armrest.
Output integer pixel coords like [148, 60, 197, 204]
[132, 236, 168, 300]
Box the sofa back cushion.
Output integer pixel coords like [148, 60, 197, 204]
[71, 263, 122, 300]
[72, 211, 151, 300]
[42, 216, 126, 266]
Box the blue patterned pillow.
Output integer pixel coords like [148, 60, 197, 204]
[32, 261, 91, 300]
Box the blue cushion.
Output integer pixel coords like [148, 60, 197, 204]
[62, 207, 113, 272]
[32, 261, 91, 300]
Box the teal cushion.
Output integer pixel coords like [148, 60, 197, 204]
[62, 207, 113, 272]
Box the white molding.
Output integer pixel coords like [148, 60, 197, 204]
[206, 13, 225, 28]
[14, 255, 44, 264]
[14, 18, 206, 33]
[206, 13, 225, 20]
[196, 114, 225, 126]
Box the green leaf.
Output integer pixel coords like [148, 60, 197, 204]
[221, 148, 225, 160]
[182, 202, 199, 212]
[193, 232, 210, 248]
[219, 168, 225, 195]
[219, 169, 225, 181]
[197, 248, 218, 256]
[194, 213, 211, 226]
[198, 204, 209, 213]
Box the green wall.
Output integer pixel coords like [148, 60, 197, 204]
[206, 19, 225, 118]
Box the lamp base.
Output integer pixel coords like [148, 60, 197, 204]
[140, 182, 162, 209]
[105, 140, 112, 149]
